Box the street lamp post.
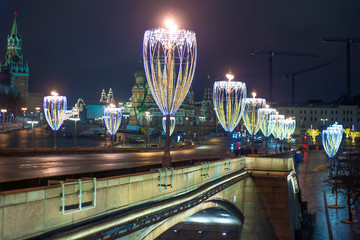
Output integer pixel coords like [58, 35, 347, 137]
[68, 117, 80, 147]
[143, 19, 197, 168]
[27, 120, 38, 147]
[243, 92, 266, 152]
[213, 73, 247, 158]
[35, 107, 41, 120]
[21, 107, 27, 128]
[103, 104, 122, 147]
[1, 109, 7, 123]
[321, 118, 328, 131]
[145, 111, 150, 147]
[43, 91, 67, 148]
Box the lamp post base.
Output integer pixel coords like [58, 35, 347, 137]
[162, 152, 172, 168]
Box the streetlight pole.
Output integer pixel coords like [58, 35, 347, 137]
[143, 19, 197, 168]
[321, 118, 328, 131]
[27, 120, 38, 147]
[145, 111, 150, 147]
[1, 109, 7, 123]
[21, 107, 27, 128]
[69, 117, 80, 147]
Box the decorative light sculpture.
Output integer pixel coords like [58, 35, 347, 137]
[104, 105, 122, 146]
[349, 131, 360, 143]
[43, 91, 67, 148]
[322, 123, 343, 157]
[143, 19, 197, 167]
[258, 105, 276, 153]
[242, 92, 266, 151]
[284, 118, 296, 139]
[270, 114, 285, 152]
[322, 123, 343, 208]
[343, 128, 351, 138]
[213, 73, 247, 157]
[306, 128, 320, 143]
[162, 116, 176, 136]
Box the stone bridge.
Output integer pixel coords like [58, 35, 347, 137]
[0, 154, 301, 240]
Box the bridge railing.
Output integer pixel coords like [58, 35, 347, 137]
[0, 157, 245, 240]
[245, 155, 295, 173]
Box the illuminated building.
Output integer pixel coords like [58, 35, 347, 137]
[0, 12, 43, 112]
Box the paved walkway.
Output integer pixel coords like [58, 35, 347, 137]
[297, 150, 360, 240]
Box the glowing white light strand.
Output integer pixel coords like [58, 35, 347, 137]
[270, 114, 285, 139]
[259, 106, 277, 137]
[213, 75, 247, 132]
[103, 106, 122, 135]
[43, 95, 67, 131]
[162, 116, 176, 136]
[143, 28, 197, 116]
[322, 123, 343, 158]
[242, 93, 266, 136]
[284, 118, 296, 139]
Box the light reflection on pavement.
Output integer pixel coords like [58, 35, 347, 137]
[0, 138, 227, 182]
[296, 150, 360, 240]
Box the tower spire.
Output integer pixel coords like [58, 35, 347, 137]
[11, 11, 18, 37]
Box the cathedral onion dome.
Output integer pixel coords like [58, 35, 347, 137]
[134, 64, 145, 78]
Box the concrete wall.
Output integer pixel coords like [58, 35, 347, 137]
[0, 157, 244, 240]
[132, 172, 296, 240]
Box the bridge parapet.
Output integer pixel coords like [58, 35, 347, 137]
[0, 157, 245, 240]
[245, 156, 295, 173]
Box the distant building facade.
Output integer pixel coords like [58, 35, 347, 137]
[124, 63, 216, 130]
[273, 102, 360, 134]
[0, 12, 42, 113]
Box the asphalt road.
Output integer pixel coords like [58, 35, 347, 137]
[0, 138, 227, 182]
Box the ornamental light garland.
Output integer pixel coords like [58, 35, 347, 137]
[242, 92, 266, 137]
[103, 105, 122, 135]
[283, 118, 296, 139]
[258, 105, 276, 153]
[269, 114, 285, 152]
[162, 116, 176, 136]
[213, 73, 247, 133]
[322, 123, 343, 158]
[143, 21, 197, 116]
[43, 92, 67, 131]
[143, 19, 197, 167]
[259, 105, 277, 137]
[43, 91, 67, 148]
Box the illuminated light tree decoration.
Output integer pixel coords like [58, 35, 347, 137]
[343, 128, 351, 138]
[143, 19, 197, 167]
[349, 131, 360, 143]
[213, 73, 247, 157]
[258, 105, 277, 153]
[306, 128, 320, 143]
[162, 116, 176, 136]
[270, 114, 285, 152]
[103, 105, 122, 146]
[43, 91, 67, 148]
[243, 92, 266, 151]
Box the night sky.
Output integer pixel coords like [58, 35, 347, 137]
[1, 0, 360, 105]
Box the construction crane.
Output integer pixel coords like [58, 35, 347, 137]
[323, 38, 360, 97]
[283, 62, 332, 103]
[250, 50, 318, 102]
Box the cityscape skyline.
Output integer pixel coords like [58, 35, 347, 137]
[1, 0, 360, 105]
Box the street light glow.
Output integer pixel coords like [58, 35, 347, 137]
[225, 73, 234, 81]
[164, 19, 177, 31]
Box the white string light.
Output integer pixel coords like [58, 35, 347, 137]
[162, 116, 176, 136]
[242, 92, 266, 136]
[213, 74, 247, 132]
